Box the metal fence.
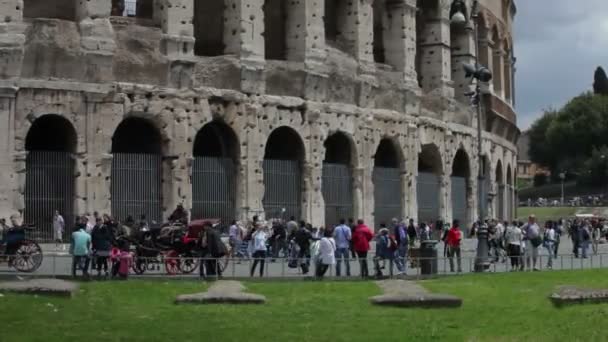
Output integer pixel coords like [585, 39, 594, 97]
[191, 157, 236, 222]
[262, 159, 301, 220]
[24, 151, 75, 242]
[373, 167, 402, 226]
[5, 250, 607, 280]
[111, 153, 162, 224]
[322, 163, 353, 227]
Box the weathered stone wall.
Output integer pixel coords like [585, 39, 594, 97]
[0, 0, 519, 227]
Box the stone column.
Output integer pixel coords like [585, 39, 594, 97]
[383, 0, 418, 85]
[451, 25, 476, 103]
[417, 4, 453, 97]
[224, 0, 265, 94]
[492, 48, 505, 99]
[440, 173, 451, 225]
[75, 0, 116, 83]
[239, 105, 265, 221]
[0, 88, 18, 219]
[0, 0, 25, 80]
[405, 123, 419, 221]
[353, 167, 365, 225]
[162, 109, 190, 220]
[285, 1, 328, 100]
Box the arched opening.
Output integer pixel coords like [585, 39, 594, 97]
[506, 165, 513, 221]
[451, 149, 471, 229]
[322, 132, 354, 227]
[264, 0, 288, 60]
[417, 144, 442, 224]
[25, 115, 77, 241]
[415, 0, 440, 90]
[111, 117, 162, 224]
[372, 0, 386, 64]
[192, 121, 239, 222]
[263, 127, 304, 220]
[373, 138, 403, 226]
[324, 0, 351, 55]
[495, 160, 504, 220]
[194, 0, 224, 56]
[24, 0, 76, 21]
[491, 26, 503, 97]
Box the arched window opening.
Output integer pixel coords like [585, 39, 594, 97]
[323, 132, 354, 227]
[417, 144, 442, 224]
[374, 139, 403, 226]
[451, 149, 471, 229]
[373, 0, 386, 64]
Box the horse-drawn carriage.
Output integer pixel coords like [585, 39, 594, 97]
[122, 219, 220, 275]
[0, 226, 43, 273]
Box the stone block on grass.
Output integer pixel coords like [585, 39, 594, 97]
[0, 278, 79, 298]
[175, 280, 266, 305]
[370, 280, 462, 308]
[550, 286, 608, 307]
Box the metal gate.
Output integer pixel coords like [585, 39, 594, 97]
[111, 153, 162, 224]
[451, 176, 467, 227]
[417, 172, 440, 224]
[192, 157, 236, 222]
[24, 151, 74, 242]
[263, 159, 301, 220]
[373, 167, 402, 226]
[322, 163, 353, 227]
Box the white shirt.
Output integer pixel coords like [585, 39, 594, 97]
[545, 228, 556, 242]
[253, 231, 268, 251]
[317, 237, 336, 265]
[505, 226, 522, 246]
[229, 224, 240, 239]
[53, 215, 65, 231]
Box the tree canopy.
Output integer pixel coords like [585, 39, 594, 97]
[593, 66, 608, 95]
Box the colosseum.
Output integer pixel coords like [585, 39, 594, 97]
[0, 0, 518, 239]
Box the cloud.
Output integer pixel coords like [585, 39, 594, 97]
[514, 0, 608, 130]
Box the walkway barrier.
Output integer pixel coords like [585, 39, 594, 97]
[1, 251, 606, 280]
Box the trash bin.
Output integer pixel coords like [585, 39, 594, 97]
[420, 240, 438, 275]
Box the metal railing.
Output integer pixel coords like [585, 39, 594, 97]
[2, 252, 607, 280]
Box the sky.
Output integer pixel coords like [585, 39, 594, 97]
[514, 0, 608, 130]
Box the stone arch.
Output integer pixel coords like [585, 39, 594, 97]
[24, 114, 77, 241]
[194, 0, 225, 56]
[322, 131, 357, 227]
[417, 143, 443, 224]
[373, 137, 404, 226]
[111, 116, 164, 223]
[263, 126, 306, 220]
[451, 148, 472, 228]
[191, 120, 240, 221]
[495, 159, 504, 220]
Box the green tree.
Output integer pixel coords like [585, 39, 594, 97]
[528, 109, 557, 168]
[578, 146, 608, 186]
[593, 66, 608, 95]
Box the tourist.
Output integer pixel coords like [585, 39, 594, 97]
[352, 219, 373, 278]
[505, 220, 522, 271]
[570, 220, 580, 258]
[580, 220, 591, 259]
[250, 223, 270, 277]
[286, 216, 298, 237]
[348, 218, 357, 258]
[228, 219, 242, 258]
[419, 222, 431, 241]
[71, 222, 92, 278]
[554, 218, 563, 258]
[488, 219, 505, 263]
[91, 217, 112, 278]
[446, 220, 463, 273]
[168, 204, 188, 225]
[53, 210, 65, 251]
[270, 219, 287, 259]
[592, 220, 602, 255]
[117, 241, 133, 280]
[316, 228, 336, 279]
[393, 218, 408, 275]
[292, 222, 313, 274]
[199, 221, 227, 278]
[522, 215, 541, 271]
[373, 226, 394, 278]
[333, 218, 352, 277]
[543, 221, 556, 270]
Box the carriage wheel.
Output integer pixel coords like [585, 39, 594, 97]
[177, 254, 200, 274]
[132, 256, 148, 275]
[164, 250, 180, 275]
[10, 240, 43, 273]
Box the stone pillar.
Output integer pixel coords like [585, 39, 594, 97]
[0, 88, 18, 219]
[417, 4, 453, 97]
[224, 0, 265, 94]
[286, 1, 328, 100]
[239, 105, 265, 221]
[492, 48, 505, 99]
[440, 173, 451, 225]
[75, 0, 116, 83]
[353, 167, 365, 225]
[383, 0, 418, 85]
[162, 108, 190, 220]
[451, 25, 476, 103]
[0, 0, 25, 79]
[405, 123, 418, 221]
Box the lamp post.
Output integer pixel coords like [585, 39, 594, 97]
[450, 0, 491, 272]
[559, 172, 566, 206]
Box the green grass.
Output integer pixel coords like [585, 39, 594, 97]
[516, 206, 608, 221]
[3, 271, 608, 341]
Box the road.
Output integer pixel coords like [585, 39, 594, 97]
[2, 237, 606, 278]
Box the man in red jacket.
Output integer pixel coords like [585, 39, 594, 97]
[352, 219, 373, 278]
[446, 219, 463, 273]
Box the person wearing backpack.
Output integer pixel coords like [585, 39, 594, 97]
[373, 227, 394, 278]
[543, 221, 556, 269]
[199, 221, 227, 278]
[392, 218, 408, 275]
[522, 215, 541, 271]
[446, 220, 463, 273]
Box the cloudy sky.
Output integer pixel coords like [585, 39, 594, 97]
[515, 0, 608, 130]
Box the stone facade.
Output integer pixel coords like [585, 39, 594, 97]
[0, 0, 519, 230]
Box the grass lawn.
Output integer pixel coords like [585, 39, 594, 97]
[3, 270, 608, 341]
[517, 206, 607, 221]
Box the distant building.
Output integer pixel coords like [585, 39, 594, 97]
[517, 132, 550, 181]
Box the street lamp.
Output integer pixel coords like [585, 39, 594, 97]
[452, 0, 493, 272]
[559, 172, 566, 206]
